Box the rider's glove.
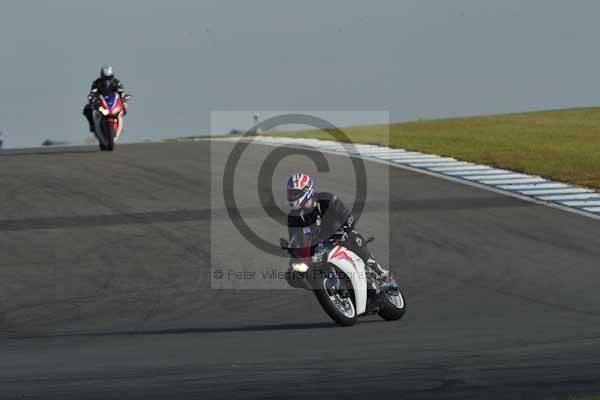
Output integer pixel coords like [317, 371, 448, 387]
[88, 90, 98, 102]
[332, 216, 355, 243]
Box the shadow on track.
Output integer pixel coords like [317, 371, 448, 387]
[0, 198, 531, 232]
[0, 149, 98, 157]
[10, 320, 381, 340]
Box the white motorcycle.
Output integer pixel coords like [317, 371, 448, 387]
[281, 232, 406, 326]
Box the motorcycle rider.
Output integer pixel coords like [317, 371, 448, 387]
[82, 66, 127, 133]
[284, 173, 390, 288]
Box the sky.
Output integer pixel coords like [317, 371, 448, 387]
[0, 0, 599, 148]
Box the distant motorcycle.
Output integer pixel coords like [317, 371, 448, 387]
[281, 230, 406, 326]
[90, 91, 130, 151]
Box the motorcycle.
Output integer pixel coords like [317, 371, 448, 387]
[90, 91, 130, 151]
[280, 230, 406, 326]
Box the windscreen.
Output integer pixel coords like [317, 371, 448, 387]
[101, 92, 118, 109]
[290, 226, 321, 260]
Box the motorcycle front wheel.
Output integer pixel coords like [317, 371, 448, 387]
[99, 119, 115, 151]
[312, 267, 357, 326]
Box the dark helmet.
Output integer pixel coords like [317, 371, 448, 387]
[100, 65, 114, 79]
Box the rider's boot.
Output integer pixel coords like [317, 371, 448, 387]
[366, 257, 390, 280]
[86, 113, 95, 133]
[367, 257, 399, 294]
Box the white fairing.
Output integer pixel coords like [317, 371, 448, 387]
[115, 114, 124, 139]
[327, 245, 368, 315]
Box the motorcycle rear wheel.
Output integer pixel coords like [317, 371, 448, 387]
[378, 280, 406, 321]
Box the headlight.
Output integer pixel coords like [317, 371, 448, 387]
[99, 107, 109, 116]
[291, 262, 309, 273]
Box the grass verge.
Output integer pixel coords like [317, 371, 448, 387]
[269, 107, 600, 189]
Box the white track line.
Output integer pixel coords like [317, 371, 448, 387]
[465, 173, 527, 181]
[446, 169, 509, 176]
[498, 183, 570, 190]
[538, 193, 600, 201]
[562, 200, 600, 207]
[480, 178, 546, 185]
[411, 162, 471, 168]
[376, 153, 424, 160]
[358, 149, 406, 155]
[429, 165, 489, 172]
[392, 157, 457, 164]
[219, 136, 600, 221]
[381, 152, 432, 158]
[520, 188, 594, 196]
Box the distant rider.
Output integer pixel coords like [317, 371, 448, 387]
[83, 66, 127, 133]
[284, 173, 390, 288]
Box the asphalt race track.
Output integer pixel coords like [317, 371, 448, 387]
[1, 141, 600, 399]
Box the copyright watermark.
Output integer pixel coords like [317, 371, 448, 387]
[210, 111, 390, 289]
[212, 267, 367, 282]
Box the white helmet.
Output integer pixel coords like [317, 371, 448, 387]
[100, 65, 114, 78]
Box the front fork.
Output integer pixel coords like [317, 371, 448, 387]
[323, 270, 350, 299]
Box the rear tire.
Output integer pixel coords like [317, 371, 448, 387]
[312, 268, 357, 326]
[378, 283, 406, 321]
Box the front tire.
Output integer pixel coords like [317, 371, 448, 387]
[312, 268, 357, 326]
[100, 119, 115, 151]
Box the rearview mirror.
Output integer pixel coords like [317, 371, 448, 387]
[366, 236, 375, 244]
